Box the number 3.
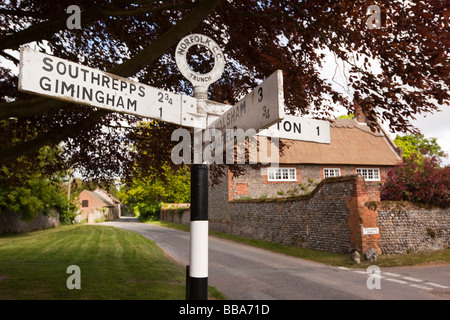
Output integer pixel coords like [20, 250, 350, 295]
[258, 87, 263, 103]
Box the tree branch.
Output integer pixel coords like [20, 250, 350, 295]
[0, 2, 197, 52]
[0, 19, 65, 51]
[0, 97, 65, 119]
[110, 0, 224, 77]
[0, 0, 225, 164]
[0, 50, 19, 64]
[0, 109, 110, 165]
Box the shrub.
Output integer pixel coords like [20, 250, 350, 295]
[381, 154, 450, 207]
[0, 173, 77, 223]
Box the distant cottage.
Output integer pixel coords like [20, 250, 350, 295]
[225, 104, 402, 200]
[75, 188, 122, 223]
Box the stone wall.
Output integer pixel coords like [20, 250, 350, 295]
[161, 169, 449, 255]
[377, 203, 450, 254]
[0, 210, 60, 234]
[207, 172, 381, 254]
[160, 203, 191, 225]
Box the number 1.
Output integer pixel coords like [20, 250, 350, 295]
[316, 126, 320, 136]
[159, 107, 162, 117]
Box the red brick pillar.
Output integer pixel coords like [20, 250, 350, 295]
[347, 175, 381, 255]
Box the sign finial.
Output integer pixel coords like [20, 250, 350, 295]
[175, 34, 225, 103]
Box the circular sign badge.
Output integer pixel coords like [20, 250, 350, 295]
[175, 34, 225, 91]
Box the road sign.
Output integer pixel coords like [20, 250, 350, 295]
[363, 227, 379, 235]
[258, 115, 331, 143]
[206, 70, 285, 151]
[18, 47, 193, 126]
[175, 33, 225, 100]
[17, 36, 285, 301]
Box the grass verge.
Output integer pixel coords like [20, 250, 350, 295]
[152, 220, 450, 268]
[0, 224, 222, 300]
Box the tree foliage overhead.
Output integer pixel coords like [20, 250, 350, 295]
[1, 0, 448, 184]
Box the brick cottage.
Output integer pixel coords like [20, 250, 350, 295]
[75, 188, 122, 223]
[227, 106, 402, 201]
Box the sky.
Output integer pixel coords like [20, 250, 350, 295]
[318, 47, 450, 166]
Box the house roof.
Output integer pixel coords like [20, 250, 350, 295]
[262, 119, 402, 165]
[94, 188, 121, 204]
[84, 190, 115, 207]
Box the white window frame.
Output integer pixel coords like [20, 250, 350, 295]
[356, 168, 381, 181]
[267, 167, 297, 182]
[323, 168, 341, 178]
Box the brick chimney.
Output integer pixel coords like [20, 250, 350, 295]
[353, 100, 366, 123]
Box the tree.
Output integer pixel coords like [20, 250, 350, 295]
[0, 146, 77, 223]
[1, 0, 448, 185]
[337, 114, 355, 120]
[118, 164, 190, 220]
[394, 133, 447, 161]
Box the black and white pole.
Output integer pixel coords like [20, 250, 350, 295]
[175, 33, 225, 301]
[188, 164, 209, 300]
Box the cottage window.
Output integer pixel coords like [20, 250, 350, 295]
[324, 168, 341, 178]
[268, 167, 297, 181]
[356, 168, 380, 181]
[82, 200, 89, 207]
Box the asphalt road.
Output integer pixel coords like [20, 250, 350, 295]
[100, 217, 450, 300]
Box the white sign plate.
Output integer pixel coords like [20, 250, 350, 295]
[258, 115, 330, 143]
[18, 47, 185, 125]
[207, 70, 285, 150]
[363, 227, 379, 235]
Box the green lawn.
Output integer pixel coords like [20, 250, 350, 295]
[0, 225, 189, 300]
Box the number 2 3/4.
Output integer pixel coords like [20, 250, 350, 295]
[157, 92, 173, 118]
[158, 92, 173, 105]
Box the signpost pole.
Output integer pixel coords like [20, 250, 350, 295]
[175, 34, 226, 300]
[186, 87, 210, 300]
[188, 163, 209, 300]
